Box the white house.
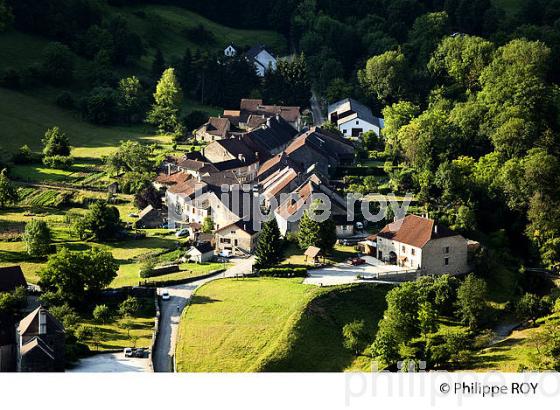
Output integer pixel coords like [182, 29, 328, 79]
[246, 45, 277, 77]
[186, 242, 215, 263]
[327, 98, 383, 138]
[224, 44, 237, 57]
[376, 215, 469, 275]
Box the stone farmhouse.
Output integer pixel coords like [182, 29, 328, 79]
[376, 215, 469, 275]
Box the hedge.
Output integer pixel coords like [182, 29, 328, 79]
[139, 264, 180, 278]
[258, 266, 308, 277]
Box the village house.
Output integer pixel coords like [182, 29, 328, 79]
[284, 127, 355, 176]
[0, 266, 28, 372]
[194, 117, 231, 142]
[223, 99, 302, 132]
[245, 45, 277, 77]
[186, 242, 215, 263]
[376, 215, 469, 275]
[224, 43, 237, 57]
[16, 306, 65, 372]
[327, 98, 384, 138]
[215, 220, 259, 256]
[135, 205, 165, 229]
[274, 173, 353, 238]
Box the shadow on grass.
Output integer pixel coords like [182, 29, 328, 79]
[190, 295, 221, 305]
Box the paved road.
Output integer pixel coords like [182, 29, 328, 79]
[152, 257, 254, 372]
[69, 352, 151, 373]
[310, 90, 325, 125]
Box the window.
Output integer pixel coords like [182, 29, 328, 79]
[444, 246, 450, 254]
[444, 257, 449, 266]
[343, 129, 347, 134]
[402, 245, 405, 253]
[411, 248, 415, 256]
[356, 120, 359, 125]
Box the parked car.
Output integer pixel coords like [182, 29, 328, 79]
[161, 290, 170, 300]
[347, 257, 366, 266]
[124, 348, 133, 357]
[134, 348, 145, 358]
[175, 228, 189, 237]
[219, 250, 232, 258]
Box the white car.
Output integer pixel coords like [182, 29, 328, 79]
[124, 347, 133, 357]
[175, 228, 189, 238]
[161, 290, 170, 300]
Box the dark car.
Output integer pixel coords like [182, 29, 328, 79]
[347, 257, 366, 266]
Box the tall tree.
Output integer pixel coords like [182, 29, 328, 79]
[0, 168, 17, 208]
[255, 218, 282, 268]
[24, 219, 51, 257]
[147, 68, 183, 134]
[75, 201, 121, 242]
[456, 274, 488, 329]
[358, 50, 409, 104]
[42, 126, 70, 157]
[38, 247, 118, 306]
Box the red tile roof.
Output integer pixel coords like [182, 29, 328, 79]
[377, 215, 457, 248]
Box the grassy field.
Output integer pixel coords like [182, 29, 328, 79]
[82, 296, 156, 351]
[471, 312, 560, 371]
[175, 278, 323, 372]
[175, 278, 390, 372]
[120, 4, 287, 65]
[281, 243, 358, 265]
[263, 284, 390, 372]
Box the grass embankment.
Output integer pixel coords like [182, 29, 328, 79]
[472, 311, 560, 371]
[175, 278, 389, 372]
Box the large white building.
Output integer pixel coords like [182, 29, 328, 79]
[246, 45, 277, 77]
[327, 98, 383, 138]
[376, 215, 469, 275]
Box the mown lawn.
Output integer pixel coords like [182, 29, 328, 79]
[281, 243, 358, 265]
[175, 279, 390, 372]
[175, 278, 322, 372]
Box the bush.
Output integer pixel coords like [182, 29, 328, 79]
[258, 265, 307, 277]
[56, 91, 75, 109]
[12, 145, 37, 164]
[43, 155, 73, 169]
[119, 296, 140, 317]
[93, 304, 112, 324]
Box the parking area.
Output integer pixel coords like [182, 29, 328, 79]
[68, 352, 152, 373]
[303, 256, 414, 286]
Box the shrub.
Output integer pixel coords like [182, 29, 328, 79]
[93, 304, 112, 324]
[258, 265, 307, 277]
[43, 155, 73, 169]
[119, 296, 140, 317]
[56, 91, 75, 109]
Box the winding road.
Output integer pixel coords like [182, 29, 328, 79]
[152, 257, 255, 372]
[310, 91, 325, 126]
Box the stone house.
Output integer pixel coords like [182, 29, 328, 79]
[215, 220, 259, 256]
[195, 117, 231, 142]
[376, 215, 469, 275]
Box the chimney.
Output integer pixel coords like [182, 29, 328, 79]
[266, 117, 272, 127]
[167, 163, 172, 176]
[434, 224, 438, 234]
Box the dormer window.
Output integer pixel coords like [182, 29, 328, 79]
[39, 311, 47, 335]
